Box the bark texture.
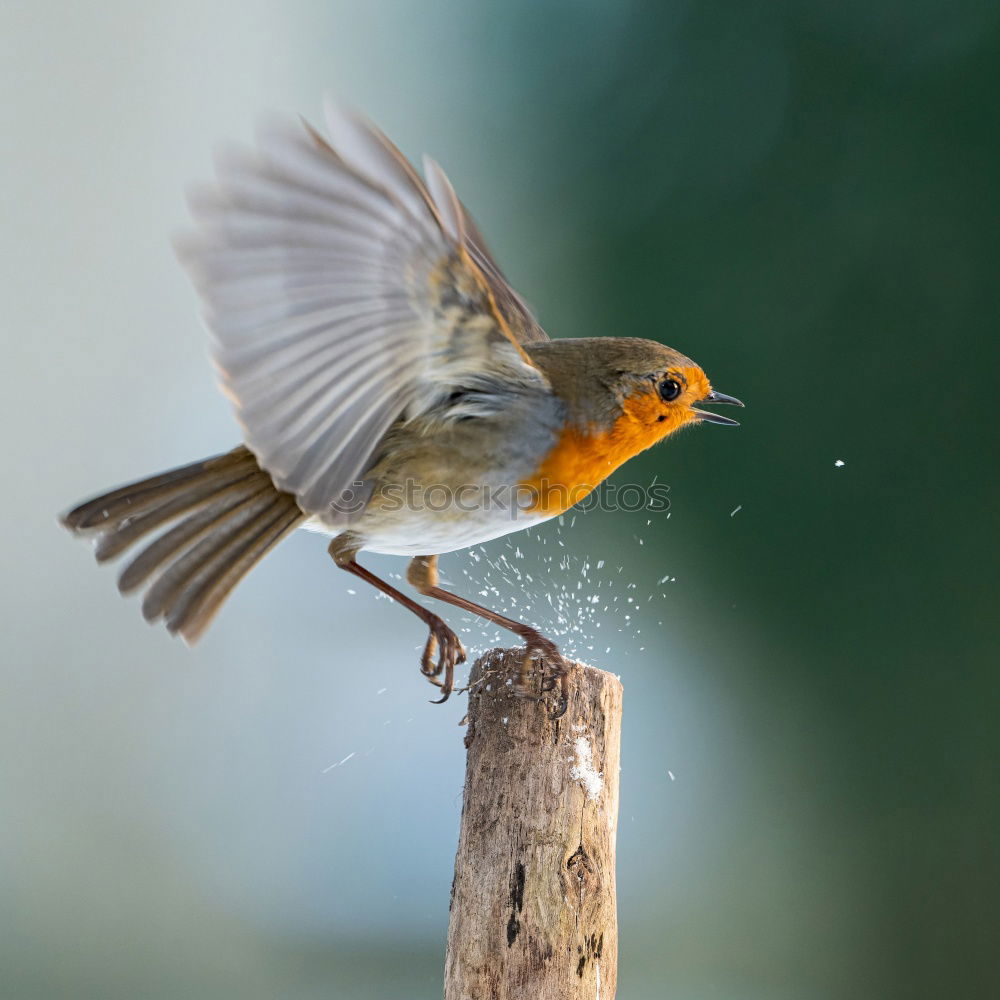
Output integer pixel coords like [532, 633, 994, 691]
[445, 648, 622, 1000]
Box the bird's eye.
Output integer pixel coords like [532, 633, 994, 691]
[659, 378, 682, 402]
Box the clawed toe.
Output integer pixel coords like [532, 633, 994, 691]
[421, 618, 466, 704]
[418, 613, 568, 717]
[516, 635, 570, 719]
[420, 631, 442, 678]
[547, 670, 570, 720]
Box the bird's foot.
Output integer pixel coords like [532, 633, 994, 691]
[514, 632, 571, 719]
[421, 615, 467, 704]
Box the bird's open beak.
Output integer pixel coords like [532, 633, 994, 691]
[693, 389, 744, 426]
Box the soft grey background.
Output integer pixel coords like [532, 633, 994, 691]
[4, 2, 997, 998]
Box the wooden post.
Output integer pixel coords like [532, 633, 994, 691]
[445, 648, 623, 1000]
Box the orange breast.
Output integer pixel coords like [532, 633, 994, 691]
[520, 393, 695, 516]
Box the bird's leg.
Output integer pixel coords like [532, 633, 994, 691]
[407, 555, 570, 719]
[329, 542, 466, 703]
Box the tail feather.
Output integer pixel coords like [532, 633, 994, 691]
[141, 490, 280, 623]
[93, 472, 262, 563]
[164, 502, 304, 642]
[62, 446, 307, 642]
[117, 484, 271, 594]
[62, 450, 259, 532]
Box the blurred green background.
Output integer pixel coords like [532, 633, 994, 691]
[3, 2, 997, 998]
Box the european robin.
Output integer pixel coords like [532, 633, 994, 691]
[62, 105, 743, 716]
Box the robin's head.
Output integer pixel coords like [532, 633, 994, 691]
[527, 336, 743, 443]
[521, 337, 743, 513]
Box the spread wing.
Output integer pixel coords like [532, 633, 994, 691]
[176, 104, 549, 516]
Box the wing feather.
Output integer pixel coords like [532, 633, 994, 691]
[177, 108, 550, 521]
[223, 311, 414, 381]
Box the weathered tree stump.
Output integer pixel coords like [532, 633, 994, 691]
[444, 648, 623, 999]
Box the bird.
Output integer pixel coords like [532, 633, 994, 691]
[61, 104, 743, 717]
